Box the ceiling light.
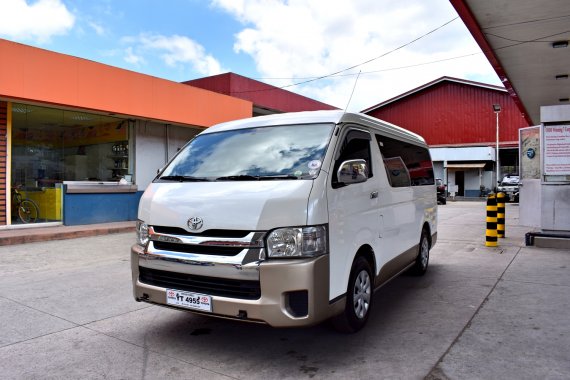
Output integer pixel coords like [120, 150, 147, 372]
[552, 40, 568, 48]
[70, 114, 93, 121]
[555, 74, 569, 80]
[559, 98, 570, 102]
[12, 106, 32, 113]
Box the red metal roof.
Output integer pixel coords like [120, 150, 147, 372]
[362, 77, 529, 147]
[183, 72, 338, 113]
[362, 76, 506, 113]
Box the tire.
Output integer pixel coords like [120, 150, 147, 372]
[410, 229, 430, 276]
[331, 256, 373, 333]
[18, 199, 39, 223]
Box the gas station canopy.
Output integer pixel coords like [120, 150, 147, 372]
[451, 0, 570, 125]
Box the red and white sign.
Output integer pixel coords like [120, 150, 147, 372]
[543, 125, 570, 175]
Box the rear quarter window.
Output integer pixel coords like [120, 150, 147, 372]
[375, 134, 434, 187]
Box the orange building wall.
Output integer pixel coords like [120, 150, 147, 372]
[0, 39, 252, 127]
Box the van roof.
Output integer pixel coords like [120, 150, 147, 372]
[202, 110, 427, 145]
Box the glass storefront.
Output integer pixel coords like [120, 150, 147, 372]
[11, 103, 130, 224]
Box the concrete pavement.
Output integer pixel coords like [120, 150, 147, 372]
[0, 202, 569, 379]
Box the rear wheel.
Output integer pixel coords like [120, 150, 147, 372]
[410, 229, 430, 276]
[18, 199, 39, 223]
[331, 256, 373, 333]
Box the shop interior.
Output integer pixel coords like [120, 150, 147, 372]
[11, 103, 130, 224]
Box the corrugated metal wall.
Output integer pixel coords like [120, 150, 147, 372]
[365, 81, 529, 146]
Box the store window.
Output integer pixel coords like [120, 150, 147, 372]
[11, 103, 130, 224]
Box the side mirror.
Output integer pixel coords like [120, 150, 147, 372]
[337, 159, 368, 185]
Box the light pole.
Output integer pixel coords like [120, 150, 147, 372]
[492, 104, 501, 191]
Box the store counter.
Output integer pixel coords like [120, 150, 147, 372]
[62, 181, 142, 225]
[64, 181, 138, 194]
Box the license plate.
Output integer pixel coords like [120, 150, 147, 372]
[166, 289, 212, 312]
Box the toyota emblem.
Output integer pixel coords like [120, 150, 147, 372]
[187, 217, 204, 231]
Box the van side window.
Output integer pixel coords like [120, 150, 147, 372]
[333, 130, 372, 187]
[376, 134, 434, 187]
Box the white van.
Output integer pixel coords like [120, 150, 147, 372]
[131, 110, 437, 332]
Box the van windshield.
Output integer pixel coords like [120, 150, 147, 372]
[158, 123, 335, 181]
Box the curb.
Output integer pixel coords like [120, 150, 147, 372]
[0, 223, 135, 246]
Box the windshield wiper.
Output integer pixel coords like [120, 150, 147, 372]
[216, 174, 299, 181]
[159, 175, 210, 182]
[215, 175, 260, 181]
[258, 175, 299, 180]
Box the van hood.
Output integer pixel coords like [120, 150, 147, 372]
[138, 180, 314, 232]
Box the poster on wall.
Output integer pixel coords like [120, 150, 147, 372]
[520, 126, 540, 180]
[543, 124, 570, 176]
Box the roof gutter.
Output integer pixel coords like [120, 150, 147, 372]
[449, 0, 534, 125]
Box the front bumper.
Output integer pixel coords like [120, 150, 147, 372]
[131, 244, 344, 327]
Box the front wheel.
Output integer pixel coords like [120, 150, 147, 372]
[331, 256, 373, 333]
[18, 199, 39, 223]
[410, 229, 430, 276]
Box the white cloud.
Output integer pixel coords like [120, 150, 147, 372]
[88, 21, 106, 36]
[211, 0, 501, 111]
[129, 34, 224, 76]
[0, 0, 75, 43]
[124, 46, 145, 66]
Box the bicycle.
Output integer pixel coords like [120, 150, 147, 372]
[11, 185, 40, 223]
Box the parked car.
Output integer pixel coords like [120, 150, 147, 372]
[131, 111, 437, 333]
[497, 174, 519, 202]
[436, 178, 446, 205]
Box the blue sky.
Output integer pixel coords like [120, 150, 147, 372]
[0, 0, 501, 111]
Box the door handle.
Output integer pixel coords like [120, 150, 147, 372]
[370, 191, 379, 199]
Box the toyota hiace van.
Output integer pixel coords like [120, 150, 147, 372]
[131, 110, 437, 332]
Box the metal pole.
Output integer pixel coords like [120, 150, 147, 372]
[495, 112, 501, 186]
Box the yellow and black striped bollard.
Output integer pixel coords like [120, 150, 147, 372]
[496, 192, 506, 238]
[485, 194, 498, 247]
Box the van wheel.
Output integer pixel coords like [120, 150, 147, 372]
[331, 256, 373, 333]
[410, 229, 430, 276]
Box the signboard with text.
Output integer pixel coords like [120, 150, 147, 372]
[543, 124, 570, 176]
[520, 126, 540, 180]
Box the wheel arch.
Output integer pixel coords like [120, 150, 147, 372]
[422, 221, 432, 248]
[354, 244, 377, 276]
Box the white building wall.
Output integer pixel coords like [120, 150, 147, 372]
[135, 122, 203, 191]
[430, 146, 495, 161]
[135, 121, 167, 191]
[433, 162, 444, 180]
[167, 125, 201, 161]
[430, 146, 496, 197]
[465, 170, 482, 197]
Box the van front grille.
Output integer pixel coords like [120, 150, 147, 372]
[153, 241, 244, 256]
[139, 267, 261, 300]
[152, 226, 251, 238]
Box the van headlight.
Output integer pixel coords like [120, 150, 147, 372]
[136, 220, 150, 247]
[266, 225, 328, 258]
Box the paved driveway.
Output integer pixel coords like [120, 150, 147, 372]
[1, 202, 569, 379]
